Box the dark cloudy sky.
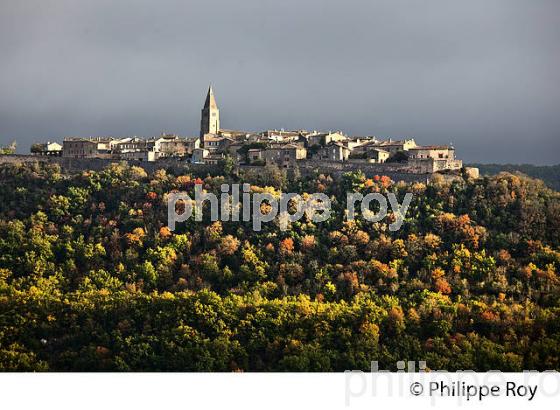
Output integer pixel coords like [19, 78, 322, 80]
[1, 0, 559, 164]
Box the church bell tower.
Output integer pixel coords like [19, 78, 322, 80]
[200, 85, 220, 137]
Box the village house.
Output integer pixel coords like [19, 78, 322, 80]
[373, 138, 417, 156]
[184, 136, 201, 154]
[263, 143, 307, 168]
[313, 141, 351, 161]
[191, 147, 224, 164]
[305, 131, 347, 147]
[30, 141, 62, 156]
[348, 145, 390, 163]
[217, 129, 251, 140]
[408, 145, 455, 160]
[343, 137, 377, 151]
[259, 129, 308, 143]
[349, 138, 415, 161]
[407, 145, 462, 173]
[112, 137, 154, 161]
[191, 148, 210, 164]
[62, 137, 114, 159]
[111, 137, 143, 153]
[201, 135, 234, 152]
[366, 148, 390, 163]
[152, 134, 190, 158]
[202, 153, 224, 165]
[247, 148, 265, 164]
[224, 141, 246, 163]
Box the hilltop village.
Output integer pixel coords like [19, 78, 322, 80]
[30, 86, 477, 177]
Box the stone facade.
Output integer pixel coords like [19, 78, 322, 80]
[263, 144, 307, 168]
[200, 86, 220, 137]
[247, 148, 264, 163]
[407, 158, 463, 173]
[305, 131, 347, 147]
[30, 142, 62, 156]
[63, 137, 113, 159]
[408, 145, 455, 160]
[154, 135, 189, 158]
[314, 142, 351, 161]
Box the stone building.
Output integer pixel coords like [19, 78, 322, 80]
[343, 137, 376, 151]
[407, 146, 462, 173]
[191, 148, 209, 164]
[305, 131, 347, 147]
[247, 148, 265, 164]
[407, 145, 455, 160]
[63, 137, 113, 159]
[191, 148, 223, 165]
[264, 143, 307, 168]
[202, 135, 234, 152]
[112, 137, 154, 161]
[348, 146, 390, 163]
[373, 138, 417, 156]
[366, 148, 390, 163]
[217, 129, 251, 139]
[200, 85, 220, 137]
[153, 134, 190, 158]
[314, 141, 351, 161]
[185, 136, 201, 154]
[30, 141, 62, 156]
[259, 129, 308, 143]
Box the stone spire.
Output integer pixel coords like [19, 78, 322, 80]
[200, 84, 220, 137]
[203, 85, 218, 110]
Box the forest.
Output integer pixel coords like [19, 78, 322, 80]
[468, 163, 560, 191]
[1, 162, 559, 371]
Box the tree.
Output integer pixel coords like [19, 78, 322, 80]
[0, 141, 16, 155]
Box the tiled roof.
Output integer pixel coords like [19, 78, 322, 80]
[409, 145, 453, 150]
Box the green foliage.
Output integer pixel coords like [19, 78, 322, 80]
[0, 141, 17, 155]
[469, 163, 560, 191]
[0, 162, 559, 371]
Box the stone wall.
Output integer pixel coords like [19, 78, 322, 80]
[0, 154, 41, 166]
[0, 154, 463, 184]
[294, 159, 432, 182]
[0, 155, 220, 176]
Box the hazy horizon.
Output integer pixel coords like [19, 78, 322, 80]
[1, 0, 559, 165]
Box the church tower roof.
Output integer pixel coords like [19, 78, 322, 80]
[203, 85, 218, 110]
[200, 84, 220, 137]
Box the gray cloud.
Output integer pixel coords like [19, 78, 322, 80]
[1, 0, 559, 164]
